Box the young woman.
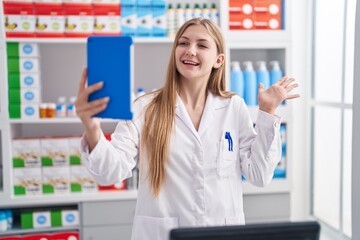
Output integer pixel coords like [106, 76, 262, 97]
[75, 18, 299, 240]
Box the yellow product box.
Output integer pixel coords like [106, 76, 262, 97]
[68, 137, 82, 165]
[40, 138, 69, 166]
[4, 14, 36, 35]
[13, 168, 42, 196]
[42, 166, 71, 194]
[12, 138, 41, 168]
[70, 166, 97, 193]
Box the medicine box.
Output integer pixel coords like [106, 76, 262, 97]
[121, 4, 137, 36]
[7, 57, 40, 73]
[7, 43, 39, 58]
[12, 138, 41, 168]
[152, 0, 167, 37]
[21, 210, 51, 229]
[8, 73, 41, 88]
[136, 0, 152, 36]
[70, 166, 97, 193]
[68, 137, 81, 165]
[9, 103, 40, 119]
[9, 88, 41, 104]
[40, 138, 69, 166]
[51, 232, 79, 240]
[34, 4, 66, 37]
[42, 166, 71, 194]
[93, 5, 121, 35]
[64, 5, 94, 37]
[13, 168, 42, 196]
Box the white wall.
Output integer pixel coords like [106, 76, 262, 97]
[289, 0, 312, 220]
[352, 2, 360, 239]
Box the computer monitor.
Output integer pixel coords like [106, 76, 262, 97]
[170, 221, 320, 240]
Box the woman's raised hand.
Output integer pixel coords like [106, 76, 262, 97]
[75, 67, 109, 148]
[258, 77, 300, 115]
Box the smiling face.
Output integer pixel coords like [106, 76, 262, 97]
[175, 24, 224, 85]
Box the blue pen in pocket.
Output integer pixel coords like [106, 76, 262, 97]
[225, 132, 233, 151]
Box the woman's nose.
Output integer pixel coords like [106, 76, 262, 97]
[185, 47, 196, 56]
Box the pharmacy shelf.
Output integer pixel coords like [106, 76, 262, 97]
[9, 118, 118, 124]
[242, 178, 291, 195]
[5, 37, 174, 44]
[0, 190, 137, 207]
[0, 226, 80, 237]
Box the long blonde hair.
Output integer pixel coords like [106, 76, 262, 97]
[142, 18, 234, 197]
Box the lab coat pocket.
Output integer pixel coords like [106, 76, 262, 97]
[217, 129, 238, 178]
[225, 214, 245, 226]
[133, 215, 178, 240]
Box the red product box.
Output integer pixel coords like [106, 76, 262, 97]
[34, 3, 65, 37]
[228, 0, 254, 30]
[51, 232, 80, 240]
[0, 237, 22, 240]
[229, 13, 254, 30]
[3, 1, 36, 37]
[22, 234, 51, 240]
[253, 0, 282, 29]
[229, 0, 253, 15]
[93, 5, 121, 35]
[98, 180, 126, 191]
[64, 3, 94, 37]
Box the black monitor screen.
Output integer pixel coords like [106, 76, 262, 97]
[170, 221, 320, 240]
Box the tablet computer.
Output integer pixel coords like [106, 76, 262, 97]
[87, 36, 134, 120]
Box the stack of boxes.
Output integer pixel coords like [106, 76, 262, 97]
[228, 0, 283, 30]
[12, 137, 99, 196]
[7, 42, 41, 120]
[3, 0, 122, 37]
[121, 0, 167, 37]
[12, 136, 130, 196]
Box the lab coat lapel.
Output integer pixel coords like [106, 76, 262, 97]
[197, 92, 215, 137]
[175, 94, 202, 145]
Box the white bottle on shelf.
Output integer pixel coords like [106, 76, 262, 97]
[176, 3, 185, 30]
[167, 3, 176, 38]
[185, 3, 193, 22]
[201, 3, 210, 19]
[56, 96, 67, 118]
[67, 96, 77, 117]
[210, 3, 220, 26]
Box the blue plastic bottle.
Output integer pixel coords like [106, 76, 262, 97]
[269, 61, 283, 85]
[230, 61, 244, 98]
[256, 61, 270, 104]
[243, 61, 257, 106]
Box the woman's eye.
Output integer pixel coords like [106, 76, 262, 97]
[199, 44, 208, 48]
[178, 42, 187, 46]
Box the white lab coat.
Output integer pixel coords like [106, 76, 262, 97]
[81, 92, 282, 240]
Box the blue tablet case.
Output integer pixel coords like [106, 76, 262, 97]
[87, 36, 133, 120]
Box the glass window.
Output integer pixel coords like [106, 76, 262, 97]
[314, 0, 344, 102]
[313, 106, 341, 229]
[342, 109, 352, 237]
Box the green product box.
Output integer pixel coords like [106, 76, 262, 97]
[9, 88, 21, 103]
[9, 104, 21, 119]
[8, 73, 21, 88]
[7, 42, 19, 57]
[21, 211, 33, 229]
[7, 57, 20, 73]
[51, 209, 62, 227]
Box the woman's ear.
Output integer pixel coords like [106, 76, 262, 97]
[213, 54, 225, 69]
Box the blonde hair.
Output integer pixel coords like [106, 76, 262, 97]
[142, 18, 234, 197]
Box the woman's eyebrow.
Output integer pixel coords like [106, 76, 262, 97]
[179, 36, 210, 43]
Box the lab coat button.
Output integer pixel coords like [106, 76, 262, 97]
[265, 156, 270, 160]
[274, 122, 280, 128]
